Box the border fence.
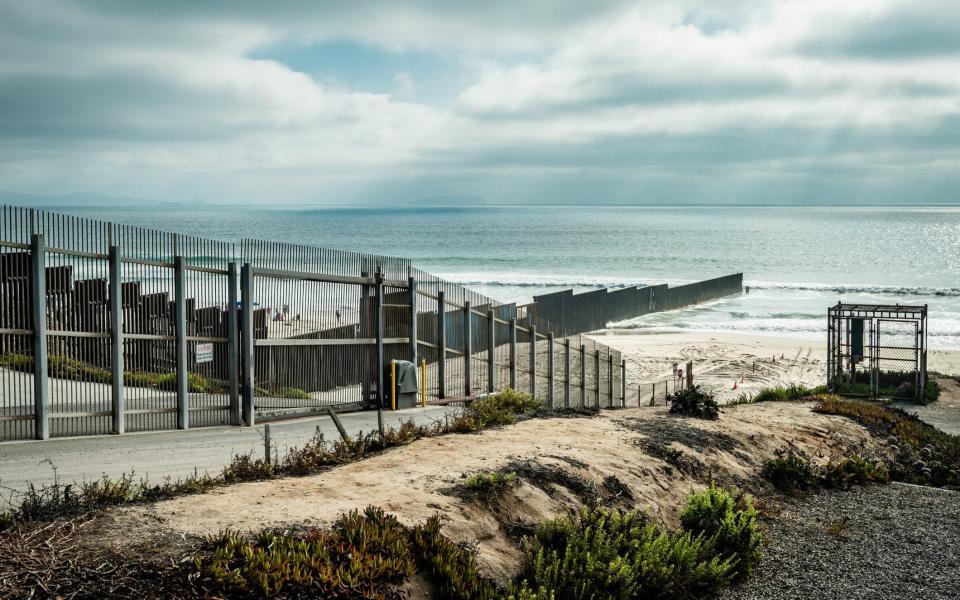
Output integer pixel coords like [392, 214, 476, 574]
[1, 206, 739, 441]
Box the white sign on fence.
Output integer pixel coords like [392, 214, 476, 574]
[196, 342, 214, 364]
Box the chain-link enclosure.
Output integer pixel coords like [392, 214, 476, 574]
[827, 303, 927, 402]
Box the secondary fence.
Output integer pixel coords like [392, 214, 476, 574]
[1, 206, 644, 442]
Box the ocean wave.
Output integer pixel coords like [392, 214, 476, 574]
[748, 282, 960, 297]
[435, 273, 959, 298]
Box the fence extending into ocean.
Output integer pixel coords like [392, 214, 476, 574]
[0, 206, 741, 441]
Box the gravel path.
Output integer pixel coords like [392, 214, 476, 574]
[719, 483, 960, 600]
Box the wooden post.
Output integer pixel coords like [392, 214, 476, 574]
[263, 424, 271, 464]
[109, 245, 124, 434]
[227, 262, 240, 426]
[241, 263, 255, 427]
[437, 290, 446, 399]
[30, 234, 49, 440]
[529, 325, 537, 398]
[464, 301, 472, 397]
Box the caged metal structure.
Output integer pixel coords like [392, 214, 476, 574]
[827, 303, 927, 402]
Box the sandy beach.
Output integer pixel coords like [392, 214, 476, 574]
[592, 330, 960, 403]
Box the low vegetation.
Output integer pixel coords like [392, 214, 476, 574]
[762, 448, 889, 494]
[2, 389, 544, 529]
[668, 386, 720, 419]
[814, 396, 960, 490]
[833, 370, 941, 404]
[727, 384, 829, 406]
[512, 486, 761, 599]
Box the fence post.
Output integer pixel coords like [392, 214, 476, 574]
[580, 344, 586, 406]
[109, 245, 124, 434]
[547, 332, 555, 409]
[529, 325, 537, 398]
[607, 352, 613, 408]
[227, 262, 240, 426]
[621, 360, 627, 407]
[437, 290, 446, 399]
[464, 301, 472, 397]
[374, 271, 385, 436]
[508, 318, 517, 389]
[174, 255, 188, 430]
[408, 275, 417, 364]
[360, 272, 370, 406]
[30, 234, 49, 440]
[487, 309, 495, 393]
[241, 263, 255, 427]
[564, 338, 571, 408]
[651, 382, 656, 406]
[594, 350, 601, 408]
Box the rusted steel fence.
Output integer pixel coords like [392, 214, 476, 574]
[2, 206, 635, 441]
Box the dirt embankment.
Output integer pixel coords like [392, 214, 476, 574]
[100, 402, 881, 584]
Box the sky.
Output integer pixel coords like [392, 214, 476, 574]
[0, 0, 958, 206]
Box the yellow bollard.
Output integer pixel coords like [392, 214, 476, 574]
[421, 358, 427, 407]
[391, 360, 397, 411]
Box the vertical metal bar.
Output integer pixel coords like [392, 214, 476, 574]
[487, 310, 495, 393]
[547, 332, 555, 409]
[241, 263, 255, 427]
[109, 245, 124, 434]
[564, 339, 571, 408]
[374, 271, 385, 435]
[529, 325, 537, 398]
[509, 318, 517, 389]
[174, 255, 188, 429]
[594, 350, 601, 408]
[408, 275, 417, 364]
[360, 272, 370, 406]
[437, 290, 446, 399]
[227, 262, 240, 426]
[580, 344, 586, 406]
[464, 301, 472, 397]
[608, 352, 614, 408]
[31, 234, 49, 440]
[621, 360, 627, 407]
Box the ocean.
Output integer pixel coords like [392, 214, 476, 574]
[63, 204, 960, 349]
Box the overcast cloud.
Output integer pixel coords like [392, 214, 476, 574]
[0, 0, 958, 205]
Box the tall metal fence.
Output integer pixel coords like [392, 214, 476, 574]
[1, 206, 641, 442]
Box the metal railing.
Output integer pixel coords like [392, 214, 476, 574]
[1, 206, 633, 441]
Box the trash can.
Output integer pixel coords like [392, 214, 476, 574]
[389, 360, 419, 409]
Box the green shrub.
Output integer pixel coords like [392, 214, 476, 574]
[668, 386, 719, 420]
[464, 470, 518, 492]
[814, 397, 959, 490]
[453, 388, 542, 432]
[679, 484, 762, 580]
[823, 455, 889, 488]
[924, 379, 941, 404]
[762, 449, 820, 494]
[409, 515, 501, 600]
[512, 504, 737, 599]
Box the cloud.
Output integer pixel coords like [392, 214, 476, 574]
[0, 0, 957, 205]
